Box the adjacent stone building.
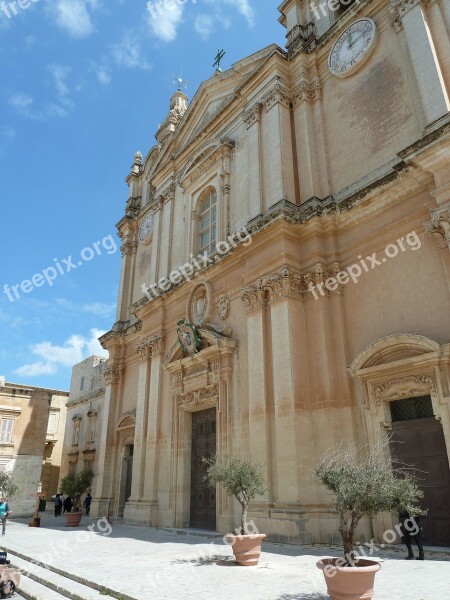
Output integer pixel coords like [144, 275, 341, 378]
[91, 0, 450, 546]
[59, 356, 106, 484]
[0, 377, 68, 516]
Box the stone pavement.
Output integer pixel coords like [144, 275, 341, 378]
[0, 515, 448, 600]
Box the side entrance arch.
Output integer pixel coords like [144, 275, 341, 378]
[350, 334, 450, 546]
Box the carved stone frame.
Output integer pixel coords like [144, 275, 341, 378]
[164, 329, 236, 529]
[350, 334, 450, 540]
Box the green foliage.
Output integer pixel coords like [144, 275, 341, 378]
[0, 471, 18, 498]
[60, 469, 94, 500]
[314, 440, 425, 562]
[203, 455, 266, 534]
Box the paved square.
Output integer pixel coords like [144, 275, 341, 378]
[0, 518, 448, 600]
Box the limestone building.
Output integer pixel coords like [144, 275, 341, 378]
[92, 0, 450, 546]
[59, 356, 106, 484]
[0, 377, 68, 516]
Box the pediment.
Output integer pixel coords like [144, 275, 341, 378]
[350, 334, 441, 373]
[173, 45, 279, 152]
[163, 327, 236, 370]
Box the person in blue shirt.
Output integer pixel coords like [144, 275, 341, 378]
[0, 497, 11, 535]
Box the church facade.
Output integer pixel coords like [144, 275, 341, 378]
[91, 0, 450, 546]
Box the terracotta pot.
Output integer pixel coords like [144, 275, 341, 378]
[226, 533, 266, 566]
[64, 511, 83, 527]
[316, 557, 381, 600]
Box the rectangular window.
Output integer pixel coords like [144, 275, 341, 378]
[69, 462, 76, 475]
[0, 419, 14, 444]
[89, 422, 96, 442]
[80, 376, 85, 391]
[47, 412, 58, 435]
[72, 424, 80, 446]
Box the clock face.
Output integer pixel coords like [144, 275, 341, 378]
[328, 19, 377, 78]
[139, 212, 154, 243]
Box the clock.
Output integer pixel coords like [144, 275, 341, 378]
[328, 18, 377, 78]
[139, 212, 154, 243]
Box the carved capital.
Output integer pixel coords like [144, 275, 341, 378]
[240, 283, 265, 312]
[388, 0, 430, 31]
[243, 103, 262, 128]
[136, 331, 165, 360]
[425, 206, 450, 250]
[292, 79, 322, 105]
[103, 365, 125, 385]
[120, 239, 138, 256]
[262, 84, 291, 112]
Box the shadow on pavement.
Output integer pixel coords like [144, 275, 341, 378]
[172, 555, 235, 567]
[276, 594, 329, 600]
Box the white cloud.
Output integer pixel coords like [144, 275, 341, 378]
[225, 0, 255, 26]
[15, 362, 58, 377]
[147, 0, 184, 42]
[194, 14, 215, 39]
[14, 329, 108, 378]
[49, 64, 70, 97]
[53, 0, 98, 38]
[9, 93, 33, 109]
[112, 33, 151, 70]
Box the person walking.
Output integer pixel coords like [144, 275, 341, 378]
[0, 497, 11, 536]
[83, 493, 92, 516]
[63, 495, 72, 514]
[54, 494, 63, 517]
[399, 510, 425, 560]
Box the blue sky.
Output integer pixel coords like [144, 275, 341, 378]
[0, 1, 284, 390]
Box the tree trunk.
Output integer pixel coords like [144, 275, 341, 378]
[240, 504, 248, 535]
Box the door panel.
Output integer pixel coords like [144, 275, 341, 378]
[390, 418, 450, 546]
[190, 408, 216, 530]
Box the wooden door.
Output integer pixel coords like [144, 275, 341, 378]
[390, 409, 450, 546]
[190, 409, 217, 530]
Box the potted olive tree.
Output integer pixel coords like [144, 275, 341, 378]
[60, 469, 94, 527]
[314, 440, 424, 600]
[203, 455, 267, 566]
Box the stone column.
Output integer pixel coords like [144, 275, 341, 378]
[221, 140, 234, 236]
[261, 82, 296, 206]
[266, 271, 306, 503]
[117, 229, 137, 321]
[91, 364, 125, 519]
[141, 332, 165, 524]
[243, 104, 263, 218]
[125, 351, 150, 508]
[399, 0, 450, 124]
[240, 283, 273, 500]
[292, 78, 326, 203]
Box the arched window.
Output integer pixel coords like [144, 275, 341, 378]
[198, 187, 217, 255]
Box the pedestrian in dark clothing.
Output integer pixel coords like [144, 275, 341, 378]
[399, 510, 425, 560]
[63, 496, 72, 514]
[54, 494, 63, 517]
[83, 493, 92, 516]
[0, 497, 11, 535]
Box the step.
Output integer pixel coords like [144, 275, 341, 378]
[7, 552, 118, 600]
[14, 573, 69, 600]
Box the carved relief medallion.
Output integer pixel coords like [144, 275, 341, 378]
[187, 281, 213, 326]
[217, 294, 230, 320]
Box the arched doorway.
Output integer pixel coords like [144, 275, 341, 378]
[350, 334, 450, 546]
[115, 413, 136, 518]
